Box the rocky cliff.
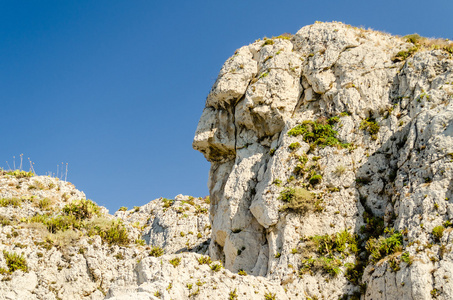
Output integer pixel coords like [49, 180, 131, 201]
[193, 21, 453, 299]
[1, 21, 453, 300]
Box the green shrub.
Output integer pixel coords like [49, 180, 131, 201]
[432, 226, 445, 242]
[360, 118, 380, 140]
[118, 206, 128, 212]
[5, 170, 34, 178]
[262, 39, 274, 46]
[310, 230, 359, 256]
[431, 288, 440, 297]
[393, 47, 419, 61]
[169, 257, 181, 267]
[210, 262, 222, 272]
[401, 251, 412, 265]
[392, 33, 453, 61]
[29, 214, 81, 233]
[63, 199, 101, 220]
[37, 198, 53, 210]
[197, 255, 212, 265]
[264, 292, 276, 300]
[3, 251, 28, 273]
[149, 246, 164, 257]
[96, 220, 129, 245]
[279, 187, 322, 214]
[278, 187, 296, 202]
[238, 269, 247, 276]
[344, 261, 364, 285]
[309, 174, 322, 185]
[366, 231, 403, 263]
[272, 179, 282, 186]
[287, 119, 349, 149]
[0, 215, 11, 226]
[288, 142, 301, 151]
[162, 198, 174, 208]
[300, 256, 342, 277]
[229, 288, 238, 300]
[135, 239, 146, 246]
[360, 211, 385, 238]
[0, 198, 22, 208]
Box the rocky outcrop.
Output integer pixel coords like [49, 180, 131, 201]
[2, 21, 453, 300]
[194, 21, 453, 299]
[0, 172, 210, 300]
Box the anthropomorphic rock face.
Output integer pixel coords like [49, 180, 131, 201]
[194, 21, 453, 299]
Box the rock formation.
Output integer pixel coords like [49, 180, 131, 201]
[1, 21, 453, 299]
[193, 21, 453, 299]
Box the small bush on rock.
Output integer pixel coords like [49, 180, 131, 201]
[279, 187, 322, 214]
[309, 174, 322, 185]
[149, 246, 164, 257]
[197, 255, 212, 265]
[169, 257, 181, 267]
[5, 170, 34, 178]
[366, 231, 403, 263]
[432, 226, 445, 242]
[210, 262, 222, 272]
[288, 142, 301, 151]
[63, 199, 101, 220]
[287, 119, 349, 149]
[0, 198, 22, 208]
[264, 292, 276, 300]
[96, 220, 129, 246]
[360, 118, 380, 140]
[3, 250, 28, 273]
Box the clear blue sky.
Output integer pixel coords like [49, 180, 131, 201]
[1, 0, 451, 212]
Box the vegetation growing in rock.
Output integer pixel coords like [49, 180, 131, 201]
[2, 250, 28, 273]
[63, 199, 101, 220]
[287, 118, 349, 149]
[262, 39, 274, 46]
[300, 230, 360, 277]
[360, 118, 380, 140]
[210, 262, 223, 272]
[149, 246, 164, 257]
[162, 198, 174, 208]
[432, 225, 445, 242]
[308, 174, 322, 186]
[5, 170, 34, 178]
[238, 269, 247, 276]
[393, 33, 453, 62]
[228, 288, 238, 300]
[169, 257, 181, 267]
[24, 198, 130, 247]
[264, 292, 277, 300]
[278, 187, 323, 214]
[288, 142, 302, 151]
[197, 256, 212, 265]
[365, 230, 403, 263]
[0, 197, 22, 208]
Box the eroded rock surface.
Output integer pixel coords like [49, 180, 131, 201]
[193, 21, 453, 299]
[2, 22, 453, 300]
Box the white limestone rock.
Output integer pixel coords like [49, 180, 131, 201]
[194, 21, 453, 299]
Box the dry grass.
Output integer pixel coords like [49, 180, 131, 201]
[47, 230, 81, 248]
[394, 34, 453, 61]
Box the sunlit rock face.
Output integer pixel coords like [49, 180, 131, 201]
[1, 21, 453, 300]
[194, 21, 453, 299]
